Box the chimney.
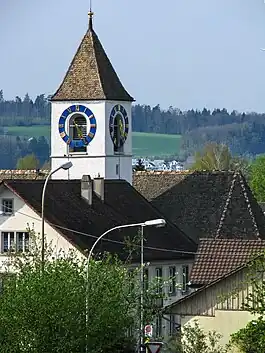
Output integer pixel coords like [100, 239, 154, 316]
[93, 177, 104, 201]
[81, 175, 93, 205]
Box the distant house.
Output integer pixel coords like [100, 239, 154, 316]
[165, 239, 265, 349]
[133, 171, 265, 243]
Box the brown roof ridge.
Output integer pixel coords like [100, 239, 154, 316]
[199, 238, 265, 243]
[215, 171, 239, 238]
[215, 171, 262, 240]
[0, 169, 50, 174]
[90, 28, 104, 98]
[238, 172, 261, 238]
[133, 170, 239, 175]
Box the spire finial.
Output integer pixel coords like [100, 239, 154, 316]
[88, 0, 94, 30]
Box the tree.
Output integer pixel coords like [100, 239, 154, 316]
[16, 153, 39, 169]
[36, 136, 49, 164]
[191, 143, 233, 171]
[134, 159, 146, 171]
[0, 248, 137, 352]
[230, 318, 265, 353]
[0, 231, 165, 353]
[228, 253, 265, 352]
[163, 320, 229, 353]
[249, 155, 265, 202]
[191, 143, 249, 173]
[42, 160, 51, 169]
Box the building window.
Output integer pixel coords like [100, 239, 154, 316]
[69, 114, 87, 153]
[113, 114, 124, 154]
[155, 316, 162, 338]
[182, 265, 189, 292]
[169, 314, 176, 336]
[1, 199, 13, 215]
[116, 164, 119, 176]
[155, 267, 163, 294]
[1, 232, 29, 253]
[169, 266, 176, 295]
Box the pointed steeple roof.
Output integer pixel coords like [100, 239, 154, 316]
[51, 13, 134, 102]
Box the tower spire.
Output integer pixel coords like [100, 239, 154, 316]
[88, 0, 94, 30]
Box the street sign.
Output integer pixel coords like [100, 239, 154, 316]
[145, 341, 163, 353]
[144, 324, 153, 337]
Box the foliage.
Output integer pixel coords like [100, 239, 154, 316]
[227, 253, 265, 353]
[134, 158, 146, 171]
[16, 153, 39, 169]
[191, 143, 249, 173]
[249, 155, 265, 202]
[0, 230, 166, 353]
[230, 318, 265, 353]
[163, 320, 229, 353]
[191, 143, 232, 171]
[0, 252, 138, 352]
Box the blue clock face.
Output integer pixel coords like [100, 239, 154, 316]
[58, 104, 97, 148]
[109, 104, 129, 148]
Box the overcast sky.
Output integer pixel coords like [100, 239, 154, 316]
[1, 0, 265, 112]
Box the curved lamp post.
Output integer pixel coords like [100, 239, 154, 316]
[86, 218, 166, 353]
[41, 161, 73, 272]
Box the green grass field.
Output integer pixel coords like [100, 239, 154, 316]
[132, 132, 181, 157]
[7, 125, 51, 138]
[5, 126, 182, 158]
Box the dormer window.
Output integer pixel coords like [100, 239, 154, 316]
[69, 114, 87, 153]
[2, 199, 13, 215]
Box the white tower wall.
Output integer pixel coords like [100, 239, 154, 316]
[50, 100, 132, 183]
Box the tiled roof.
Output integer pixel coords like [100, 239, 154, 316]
[0, 170, 48, 181]
[133, 171, 189, 201]
[3, 179, 196, 262]
[190, 238, 265, 285]
[51, 17, 134, 102]
[133, 171, 265, 243]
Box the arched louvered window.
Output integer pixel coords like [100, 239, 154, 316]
[69, 114, 87, 153]
[113, 113, 124, 153]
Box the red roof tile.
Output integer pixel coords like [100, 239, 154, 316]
[190, 238, 265, 285]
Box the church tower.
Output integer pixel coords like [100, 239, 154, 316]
[50, 11, 134, 183]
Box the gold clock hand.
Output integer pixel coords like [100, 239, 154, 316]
[74, 120, 83, 139]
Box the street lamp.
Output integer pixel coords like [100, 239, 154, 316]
[86, 218, 166, 352]
[41, 161, 72, 272]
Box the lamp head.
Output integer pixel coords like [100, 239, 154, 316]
[61, 161, 73, 170]
[144, 219, 166, 228]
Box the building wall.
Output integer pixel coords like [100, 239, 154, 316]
[181, 310, 256, 352]
[170, 268, 256, 350]
[131, 259, 194, 337]
[171, 269, 250, 317]
[0, 185, 84, 272]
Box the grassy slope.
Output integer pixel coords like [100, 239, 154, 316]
[6, 126, 182, 158]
